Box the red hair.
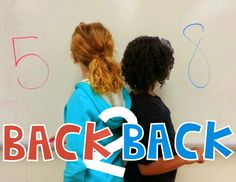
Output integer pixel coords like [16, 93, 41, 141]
[70, 22, 123, 94]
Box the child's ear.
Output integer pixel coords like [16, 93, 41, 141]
[70, 52, 73, 59]
[70, 52, 77, 64]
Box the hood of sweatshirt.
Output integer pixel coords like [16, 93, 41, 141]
[75, 82, 131, 130]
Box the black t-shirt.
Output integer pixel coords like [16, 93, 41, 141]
[124, 92, 177, 182]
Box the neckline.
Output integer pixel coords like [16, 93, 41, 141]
[76, 82, 131, 110]
[131, 91, 161, 99]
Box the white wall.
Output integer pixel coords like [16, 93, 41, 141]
[0, 1, 235, 181]
[176, 154, 236, 182]
[0, 152, 235, 182]
[1, 0, 236, 145]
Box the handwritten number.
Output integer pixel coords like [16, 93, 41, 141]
[12, 36, 49, 89]
[183, 23, 210, 89]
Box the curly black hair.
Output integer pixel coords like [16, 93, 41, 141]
[121, 36, 174, 92]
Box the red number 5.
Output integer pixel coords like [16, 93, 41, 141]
[12, 36, 49, 89]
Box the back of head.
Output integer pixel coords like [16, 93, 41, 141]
[121, 36, 174, 92]
[70, 22, 123, 94]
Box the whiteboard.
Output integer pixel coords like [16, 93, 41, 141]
[0, 0, 235, 147]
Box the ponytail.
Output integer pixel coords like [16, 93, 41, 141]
[89, 56, 123, 94]
[70, 22, 123, 94]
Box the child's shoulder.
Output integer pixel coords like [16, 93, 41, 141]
[66, 82, 92, 106]
[131, 92, 170, 115]
[131, 92, 162, 106]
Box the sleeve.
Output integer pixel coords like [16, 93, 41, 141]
[136, 101, 166, 165]
[63, 89, 95, 182]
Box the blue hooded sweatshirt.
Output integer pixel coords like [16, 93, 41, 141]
[64, 82, 131, 182]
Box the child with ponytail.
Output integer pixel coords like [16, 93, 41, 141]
[64, 22, 131, 182]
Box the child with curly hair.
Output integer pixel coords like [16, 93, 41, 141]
[121, 36, 204, 182]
